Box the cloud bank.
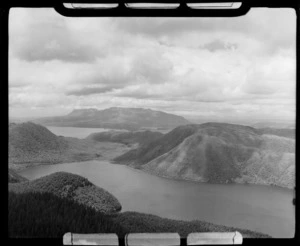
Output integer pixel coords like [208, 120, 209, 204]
[9, 8, 296, 124]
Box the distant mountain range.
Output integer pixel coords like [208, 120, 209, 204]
[33, 107, 191, 131]
[114, 123, 295, 189]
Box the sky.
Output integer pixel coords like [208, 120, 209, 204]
[9, 7, 296, 124]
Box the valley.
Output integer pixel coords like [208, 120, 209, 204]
[8, 116, 296, 238]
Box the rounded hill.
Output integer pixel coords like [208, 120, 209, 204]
[9, 172, 122, 214]
[115, 123, 295, 189]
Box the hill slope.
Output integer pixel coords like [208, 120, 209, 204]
[34, 107, 190, 131]
[257, 128, 295, 139]
[114, 125, 199, 166]
[114, 123, 295, 189]
[8, 169, 28, 183]
[86, 130, 164, 146]
[9, 172, 122, 213]
[9, 122, 131, 169]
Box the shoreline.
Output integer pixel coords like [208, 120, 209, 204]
[12, 159, 294, 191]
[120, 163, 294, 191]
[12, 159, 293, 237]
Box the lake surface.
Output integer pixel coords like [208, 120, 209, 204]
[46, 126, 128, 139]
[46, 126, 169, 138]
[18, 160, 295, 238]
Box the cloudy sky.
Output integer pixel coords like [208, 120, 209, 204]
[9, 7, 296, 124]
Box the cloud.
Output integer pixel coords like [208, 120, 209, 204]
[129, 48, 174, 84]
[8, 8, 296, 123]
[241, 54, 295, 96]
[64, 44, 175, 96]
[200, 40, 238, 52]
[114, 8, 295, 55]
[17, 38, 100, 63]
[10, 9, 104, 63]
[67, 85, 121, 96]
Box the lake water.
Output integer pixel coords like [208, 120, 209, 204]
[46, 126, 128, 139]
[18, 160, 295, 238]
[46, 126, 169, 138]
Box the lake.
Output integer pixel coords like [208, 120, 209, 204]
[46, 126, 128, 139]
[18, 160, 295, 238]
[46, 126, 169, 138]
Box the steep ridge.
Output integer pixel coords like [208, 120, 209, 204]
[9, 172, 122, 213]
[34, 107, 190, 131]
[114, 125, 199, 166]
[115, 123, 295, 189]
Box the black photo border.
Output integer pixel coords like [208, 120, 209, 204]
[2, 1, 299, 245]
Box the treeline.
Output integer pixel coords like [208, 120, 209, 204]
[8, 191, 125, 238]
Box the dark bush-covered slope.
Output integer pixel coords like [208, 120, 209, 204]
[9, 192, 270, 238]
[9, 172, 121, 213]
[113, 212, 270, 238]
[8, 191, 125, 238]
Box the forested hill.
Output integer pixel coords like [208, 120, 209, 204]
[9, 172, 122, 214]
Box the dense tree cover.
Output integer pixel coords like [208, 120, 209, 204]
[8, 192, 270, 239]
[8, 191, 125, 238]
[114, 212, 271, 238]
[9, 172, 122, 213]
